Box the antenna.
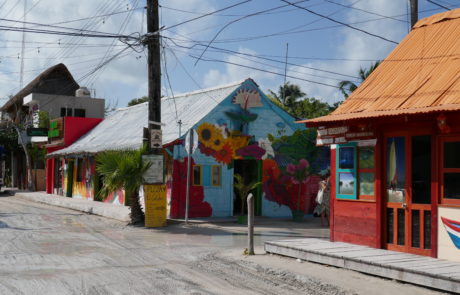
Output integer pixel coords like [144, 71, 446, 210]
[19, 0, 27, 89]
[282, 43, 289, 103]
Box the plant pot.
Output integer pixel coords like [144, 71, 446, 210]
[237, 215, 247, 224]
[291, 210, 304, 222]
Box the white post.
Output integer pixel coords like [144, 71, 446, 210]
[247, 193, 254, 255]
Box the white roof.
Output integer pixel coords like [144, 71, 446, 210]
[50, 80, 245, 156]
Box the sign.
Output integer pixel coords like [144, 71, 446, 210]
[48, 118, 63, 139]
[184, 129, 198, 154]
[144, 184, 167, 227]
[142, 154, 163, 184]
[27, 128, 48, 137]
[150, 129, 162, 149]
[316, 125, 375, 146]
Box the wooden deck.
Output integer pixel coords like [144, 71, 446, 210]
[265, 238, 460, 293]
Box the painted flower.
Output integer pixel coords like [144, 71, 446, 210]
[197, 122, 224, 150]
[286, 163, 296, 174]
[298, 159, 309, 169]
[228, 134, 250, 151]
[236, 144, 266, 159]
[198, 142, 216, 157]
[262, 159, 280, 182]
[214, 143, 234, 164]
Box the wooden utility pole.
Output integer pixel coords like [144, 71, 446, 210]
[146, 0, 161, 154]
[410, 0, 418, 29]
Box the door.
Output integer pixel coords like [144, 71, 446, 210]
[384, 134, 432, 255]
[233, 159, 262, 216]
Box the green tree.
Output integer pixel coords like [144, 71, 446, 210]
[96, 146, 150, 224]
[338, 61, 381, 98]
[269, 82, 305, 109]
[268, 83, 338, 120]
[127, 96, 148, 107]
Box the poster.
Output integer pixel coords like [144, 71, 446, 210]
[142, 155, 163, 184]
[144, 184, 167, 228]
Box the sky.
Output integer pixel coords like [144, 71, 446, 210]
[0, 0, 458, 109]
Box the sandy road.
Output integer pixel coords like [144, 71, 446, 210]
[0, 193, 446, 295]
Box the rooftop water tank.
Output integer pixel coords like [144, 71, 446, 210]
[75, 87, 91, 98]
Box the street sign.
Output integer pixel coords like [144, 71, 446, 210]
[27, 128, 48, 137]
[142, 154, 163, 184]
[150, 129, 162, 149]
[184, 129, 198, 155]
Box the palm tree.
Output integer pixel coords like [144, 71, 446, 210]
[269, 82, 306, 109]
[338, 61, 381, 98]
[96, 146, 150, 224]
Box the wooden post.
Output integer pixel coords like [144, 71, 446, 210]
[247, 193, 254, 255]
[146, 0, 161, 154]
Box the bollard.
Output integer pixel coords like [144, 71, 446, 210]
[247, 193, 254, 255]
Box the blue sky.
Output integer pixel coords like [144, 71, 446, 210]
[0, 0, 458, 109]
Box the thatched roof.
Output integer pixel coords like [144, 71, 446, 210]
[0, 63, 79, 113]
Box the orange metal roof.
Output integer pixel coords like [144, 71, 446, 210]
[301, 8, 460, 125]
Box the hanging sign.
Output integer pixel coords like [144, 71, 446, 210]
[316, 125, 375, 146]
[144, 184, 167, 228]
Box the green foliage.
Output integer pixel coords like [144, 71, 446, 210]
[268, 83, 338, 120]
[0, 127, 19, 151]
[38, 111, 50, 128]
[28, 145, 46, 169]
[338, 61, 381, 98]
[96, 146, 150, 199]
[127, 96, 148, 107]
[234, 173, 261, 215]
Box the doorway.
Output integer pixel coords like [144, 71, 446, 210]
[384, 134, 432, 255]
[233, 159, 262, 216]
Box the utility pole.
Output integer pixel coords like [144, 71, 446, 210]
[282, 43, 288, 103]
[146, 0, 161, 154]
[409, 0, 418, 29]
[19, 0, 27, 89]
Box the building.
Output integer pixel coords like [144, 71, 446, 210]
[299, 9, 460, 261]
[0, 63, 105, 190]
[50, 79, 329, 218]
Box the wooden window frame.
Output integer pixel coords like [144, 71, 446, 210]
[336, 143, 358, 200]
[211, 165, 222, 187]
[192, 164, 202, 186]
[358, 146, 376, 201]
[440, 137, 460, 206]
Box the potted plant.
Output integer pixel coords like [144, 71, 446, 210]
[286, 159, 310, 222]
[234, 173, 261, 224]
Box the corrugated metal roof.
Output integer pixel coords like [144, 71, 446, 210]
[301, 8, 460, 125]
[49, 80, 245, 156]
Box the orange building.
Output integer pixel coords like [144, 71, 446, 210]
[300, 9, 460, 261]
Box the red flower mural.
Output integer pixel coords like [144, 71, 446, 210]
[214, 143, 234, 164]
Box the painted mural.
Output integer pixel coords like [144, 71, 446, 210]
[438, 207, 460, 262]
[169, 81, 329, 218]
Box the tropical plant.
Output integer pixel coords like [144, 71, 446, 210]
[269, 82, 306, 109]
[286, 159, 310, 212]
[96, 146, 150, 224]
[338, 61, 381, 98]
[234, 173, 260, 216]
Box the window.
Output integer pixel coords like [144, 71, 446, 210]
[74, 108, 86, 118]
[192, 165, 202, 186]
[76, 158, 84, 182]
[61, 108, 72, 117]
[442, 140, 460, 204]
[212, 165, 221, 186]
[336, 143, 357, 199]
[336, 143, 376, 201]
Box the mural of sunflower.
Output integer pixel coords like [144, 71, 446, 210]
[214, 143, 234, 164]
[197, 123, 225, 150]
[227, 134, 250, 151]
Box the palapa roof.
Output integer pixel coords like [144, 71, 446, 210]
[49, 80, 248, 156]
[1, 63, 79, 112]
[301, 8, 460, 126]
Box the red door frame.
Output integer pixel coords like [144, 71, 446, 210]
[382, 129, 435, 256]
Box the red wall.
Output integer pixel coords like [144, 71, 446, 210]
[46, 117, 103, 194]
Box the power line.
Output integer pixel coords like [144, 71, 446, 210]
[187, 54, 341, 89]
[323, 0, 407, 23]
[163, 0, 253, 31]
[426, 0, 451, 10]
[194, 0, 308, 65]
[280, 0, 398, 44]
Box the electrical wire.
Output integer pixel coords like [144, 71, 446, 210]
[280, 0, 398, 44]
[426, 0, 451, 10]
